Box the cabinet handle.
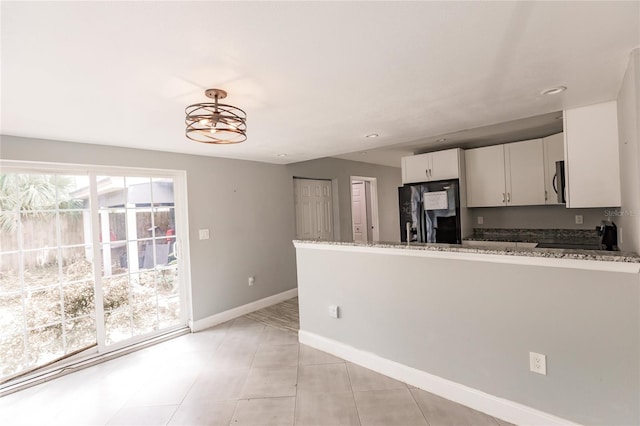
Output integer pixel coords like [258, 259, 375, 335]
[429, 169, 432, 178]
[545, 190, 548, 201]
[502, 193, 506, 203]
[426, 169, 429, 177]
[507, 193, 511, 202]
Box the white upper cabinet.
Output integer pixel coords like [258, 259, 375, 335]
[465, 139, 545, 207]
[465, 144, 506, 207]
[564, 101, 621, 208]
[506, 139, 546, 206]
[402, 148, 460, 184]
[542, 132, 564, 205]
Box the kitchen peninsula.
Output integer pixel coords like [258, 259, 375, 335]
[293, 239, 640, 425]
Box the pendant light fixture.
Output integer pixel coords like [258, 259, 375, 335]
[185, 89, 247, 144]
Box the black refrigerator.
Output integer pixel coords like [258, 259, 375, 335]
[398, 179, 462, 244]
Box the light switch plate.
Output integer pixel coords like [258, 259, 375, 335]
[477, 216, 484, 225]
[198, 229, 210, 240]
[575, 215, 583, 225]
[328, 305, 339, 318]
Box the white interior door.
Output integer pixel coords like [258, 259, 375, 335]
[351, 181, 368, 242]
[294, 178, 334, 241]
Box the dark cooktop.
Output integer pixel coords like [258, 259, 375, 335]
[535, 242, 605, 250]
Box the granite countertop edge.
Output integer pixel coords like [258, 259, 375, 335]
[293, 240, 640, 263]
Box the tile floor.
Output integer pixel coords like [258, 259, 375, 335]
[0, 316, 514, 426]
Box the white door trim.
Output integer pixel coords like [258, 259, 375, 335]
[350, 176, 380, 242]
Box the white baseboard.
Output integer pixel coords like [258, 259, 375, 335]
[190, 288, 298, 332]
[298, 330, 580, 426]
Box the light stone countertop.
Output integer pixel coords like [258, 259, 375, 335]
[293, 239, 640, 263]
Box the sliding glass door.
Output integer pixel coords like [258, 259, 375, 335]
[0, 164, 188, 382]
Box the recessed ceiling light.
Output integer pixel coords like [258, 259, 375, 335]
[436, 138, 447, 142]
[541, 86, 567, 96]
[277, 153, 287, 157]
[365, 133, 379, 138]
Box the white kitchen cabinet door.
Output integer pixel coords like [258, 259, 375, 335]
[402, 153, 431, 184]
[465, 145, 506, 207]
[543, 132, 564, 205]
[505, 139, 545, 206]
[430, 149, 460, 181]
[564, 101, 621, 208]
[401, 148, 460, 184]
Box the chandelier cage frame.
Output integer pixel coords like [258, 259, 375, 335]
[185, 89, 247, 144]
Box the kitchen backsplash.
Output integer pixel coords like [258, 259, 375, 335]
[470, 205, 615, 230]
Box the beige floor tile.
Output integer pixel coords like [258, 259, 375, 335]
[231, 396, 295, 426]
[218, 330, 264, 352]
[125, 374, 196, 406]
[106, 404, 178, 426]
[260, 327, 299, 346]
[167, 400, 238, 426]
[182, 368, 249, 402]
[411, 388, 499, 426]
[346, 363, 407, 392]
[298, 344, 345, 365]
[253, 343, 299, 368]
[295, 391, 361, 426]
[52, 400, 131, 426]
[209, 343, 257, 370]
[229, 317, 267, 332]
[241, 365, 298, 398]
[353, 388, 428, 426]
[298, 363, 352, 394]
[493, 417, 516, 426]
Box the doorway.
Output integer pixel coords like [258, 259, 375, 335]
[293, 178, 334, 241]
[0, 163, 189, 383]
[350, 176, 380, 242]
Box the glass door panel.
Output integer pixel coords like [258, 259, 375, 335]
[0, 173, 97, 381]
[98, 174, 180, 348]
[1, 169, 185, 382]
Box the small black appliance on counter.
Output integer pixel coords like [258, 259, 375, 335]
[597, 221, 618, 251]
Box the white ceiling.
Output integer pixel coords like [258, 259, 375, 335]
[2, 1, 639, 166]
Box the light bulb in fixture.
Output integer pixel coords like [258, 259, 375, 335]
[541, 86, 567, 96]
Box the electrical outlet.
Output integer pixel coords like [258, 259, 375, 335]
[328, 305, 339, 318]
[198, 229, 210, 240]
[529, 352, 547, 375]
[248, 276, 255, 286]
[575, 215, 583, 225]
[477, 216, 484, 225]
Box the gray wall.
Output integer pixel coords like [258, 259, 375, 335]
[0, 135, 298, 322]
[287, 157, 402, 242]
[618, 48, 640, 253]
[296, 245, 640, 425]
[470, 205, 612, 230]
